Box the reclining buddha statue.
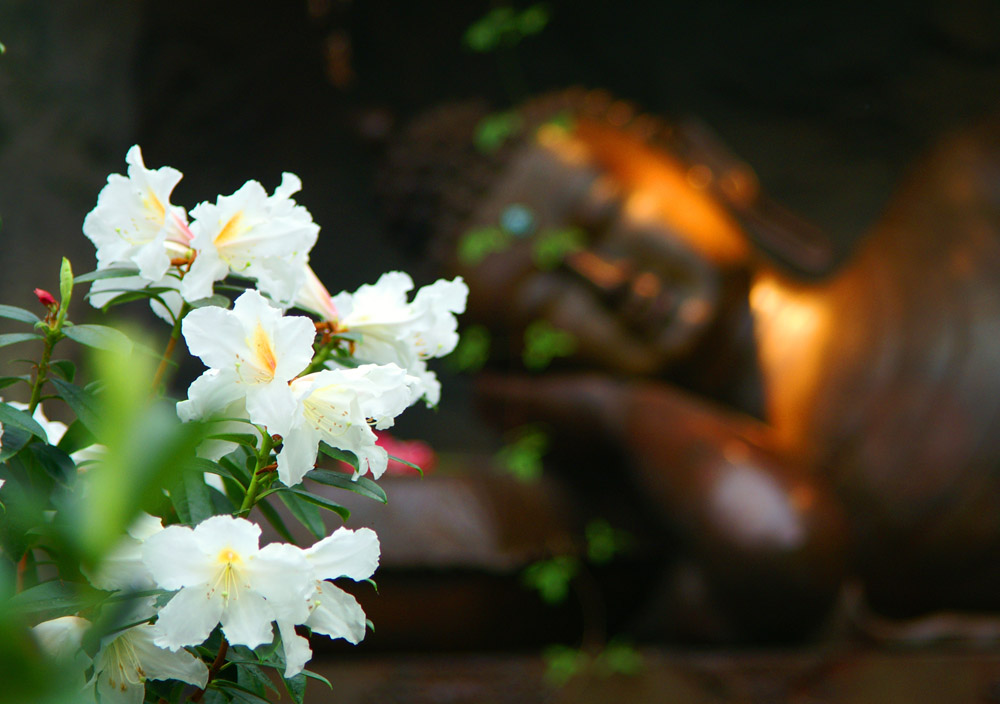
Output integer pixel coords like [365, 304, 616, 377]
[379, 89, 1000, 641]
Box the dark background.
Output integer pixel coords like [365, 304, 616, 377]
[2, 0, 1000, 443]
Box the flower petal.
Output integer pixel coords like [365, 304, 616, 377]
[126, 625, 209, 687]
[152, 586, 224, 650]
[305, 527, 380, 581]
[143, 526, 214, 590]
[307, 581, 367, 644]
[220, 589, 274, 649]
[277, 620, 313, 679]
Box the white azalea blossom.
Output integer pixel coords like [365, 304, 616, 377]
[93, 623, 208, 704]
[177, 290, 315, 436]
[31, 615, 92, 691]
[276, 363, 416, 485]
[142, 515, 314, 652]
[277, 527, 380, 678]
[84, 512, 164, 592]
[183, 173, 319, 305]
[323, 272, 468, 405]
[82, 145, 192, 283]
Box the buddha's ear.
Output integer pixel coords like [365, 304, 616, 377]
[673, 120, 838, 280]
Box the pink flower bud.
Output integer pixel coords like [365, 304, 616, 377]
[34, 288, 58, 309]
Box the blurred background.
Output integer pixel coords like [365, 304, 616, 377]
[4, 1, 1000, 701]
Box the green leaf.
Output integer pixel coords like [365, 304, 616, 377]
[73, 266, 138, 284]
[284, 487, 350, 522]
[63, 324, 133, 354]
[27, 443, 76, 488]
[169, 469, 213, 525]
[256, 498, 297, 544]
[8, 580, 103, 617]
[522, 319, 576, 370]
[306, 468, 387, 504]
[277, 490, 326, 540]
[283, 673, 307, 704]
[0, 304, 40, 324]
[0, 425, 31, 461]
[188, 294, 231, 310]
[0, 375, 30, 391]
[532, 227, 585, 270]
[48, 359, 76, 382]
[212, 679, 273, 704]
[49, 377, 101, 437]
[301, 669, 333, 689]
[316, 442, 357, 468]
[237, 662, 278, 697]
[388, 454, 424, 476]
[206, 432, 259, 449]
[447, 324, 491, 372]
[518, 4, 550, 35]
[458, 226, 510, 265]
[55, 419, 98, 456]
[0, 332, 42, 348]
[0, 403, 48, 441]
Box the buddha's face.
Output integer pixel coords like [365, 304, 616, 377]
[448, 118, 751, 376]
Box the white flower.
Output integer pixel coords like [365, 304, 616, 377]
[83, 145, 192, 282]
[183, 173, 319, 305]
[177, 290, 316, 436]
[31, 615, 92, 691]
[84, 512, 164, 591]
[142, 515, 314, 651]
[93, 623, 208, 704]
[276, 363, 415, 485]
[294, 265, 339, 320]
[277, 527, 380, 678]
[328, 272, 468, 405]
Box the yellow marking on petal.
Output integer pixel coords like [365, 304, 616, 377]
[217, 548, 242, 566]
[214, 211, 245, 245]
[143, 190, 166, 222]
[251, 323, 277, 378]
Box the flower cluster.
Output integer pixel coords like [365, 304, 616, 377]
[8, 146, 467, 703]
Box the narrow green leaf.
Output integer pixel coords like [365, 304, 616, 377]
[188, 294, 231, 310]
[55, 419, 98, 456]
[0, 333, 42, 348]
[212, 679, 273, 704]
[0, 425, 31, 461]
[206, 432, 259, 449]
[0, 304, 40, 324]
[256, 498, 297, 544]
[306, 468, 387, 504]
[49, 377, 101, 437]
[388, 453, 424, 476]
[63, 324, 133, 354]
[0, 375, 30, 390]
[170, 469, 213, 525]
[8, 580, 103, 617]
[286, 487, 350, 522]
[301, 669, 333, 689]
[0, 403, 48, 441]
[283, 673, 307, 704]
[277, 490, 326, 539]
[72, 267, 138, 284]
[48, 359, 76, 382]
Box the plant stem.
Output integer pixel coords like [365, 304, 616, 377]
[190, 637, 228, 703]
[151, 302, 190, 394]
[238, 432, 274, 516]
[27, 335, 55, 415]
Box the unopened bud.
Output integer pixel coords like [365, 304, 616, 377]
[34, 288, 58, 309]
